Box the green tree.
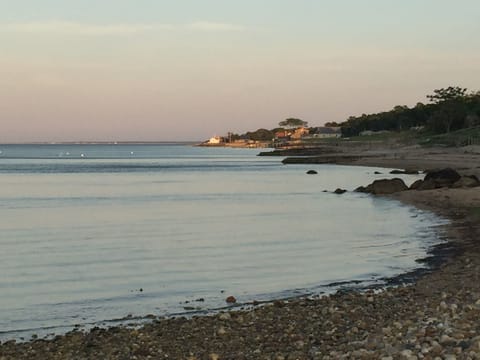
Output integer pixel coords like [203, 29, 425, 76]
[278, 118, 308, 129]
[426, 87, 469, 133]
[427, 86, 467, 104]
[245, 128, 274, 141]
[324, 121, 340, 127]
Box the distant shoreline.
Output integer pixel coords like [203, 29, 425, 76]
[0, 141, 199, 145]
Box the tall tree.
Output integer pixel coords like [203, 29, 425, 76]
[278, 118, 308, 129]
[427, 86, 468, 104]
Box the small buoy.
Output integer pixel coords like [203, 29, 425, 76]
[80, 153, 85, 157]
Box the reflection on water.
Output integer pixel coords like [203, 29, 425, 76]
[0, 144, 445, 340]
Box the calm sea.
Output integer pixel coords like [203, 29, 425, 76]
[0, 144, 445, 341]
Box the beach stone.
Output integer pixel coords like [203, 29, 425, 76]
[219, 313, 231, 321]
[217, 326, 227, 336]
[424, 168, 461, 187]
[333, 188, 347, 194]
[390, 169, 419, 175]
[417, 178, 437, 190]
[354, 186, 368, 193]
[363, 178, 408, 194]
[306, 170, 318, 174]
[409, 179, 424, 190]
[225, 296, 236, 304]
[452, 175, 480, 188]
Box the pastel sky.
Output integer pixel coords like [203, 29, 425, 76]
[1, 0, 479, 142]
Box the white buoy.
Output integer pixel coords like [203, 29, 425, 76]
[80, 153, 85, 157]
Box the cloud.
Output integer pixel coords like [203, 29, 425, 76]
[1, 21, 173, 36]
[1, 21, 246, 36]
[186, 22, 245, 32]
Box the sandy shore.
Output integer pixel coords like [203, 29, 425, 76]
[1, 146, 480, 359]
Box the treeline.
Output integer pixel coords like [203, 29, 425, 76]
[340, 87, 480, 137]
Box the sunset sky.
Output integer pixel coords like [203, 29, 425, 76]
[1, 0, 479, 142]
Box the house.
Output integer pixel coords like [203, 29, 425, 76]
[312, 127, 341, 138]
[207, 136, 223, 144]
[274, 130, 291, 140]
[291, 127, 310, 140]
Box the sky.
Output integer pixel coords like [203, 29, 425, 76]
[1, 0, 479, 142]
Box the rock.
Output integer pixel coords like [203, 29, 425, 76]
[363, 178, 408, 194]
[306, 170, 318, 174]
[374, 171, 382, 174]
[452, 175, 480, 188]
[225, 296, 236, 304]
[219, 313, 231, 321]
[354, 186, 368, 193]
[424, 168, 461, 188]
[217, 326, 227, 335]
[417, 178, 437, 190]
[333, 188, 347, 194]
[409, 179, 423, 190]
[391, 169, 419, 175]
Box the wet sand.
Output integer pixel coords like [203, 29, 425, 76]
[1, 146, 480, 359]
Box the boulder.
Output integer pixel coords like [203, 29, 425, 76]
[409, 179, 423, 190]
[424, 168, 461, 188]
[225, 296, 237, 304]
[354, 186, 368, 193]
[417, 179, 437, 190]
[306, 170, 318, 175]
[364, 178, 408, 195]
[390, 169, 419, 175]
[334, 188, 347, 194]
[452, 175, 480, 188]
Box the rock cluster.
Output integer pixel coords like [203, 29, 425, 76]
[357, 168, 479, 195]
[355, 178, 409, 194]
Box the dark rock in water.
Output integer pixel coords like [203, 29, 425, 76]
[417, 179, 437, 190]
[374, 171, 382, 174]
[390, 169, 419, 175]
[334, 188, 347, 194]
[225, 296, 236, 304]
[424, 168, 461, 187]
[364, 178, 408, 195]
[409, 179, 424, 190]
[452, 175, 480, 188]
[306, 170, 318, 175]
[354, 186, 368, 193]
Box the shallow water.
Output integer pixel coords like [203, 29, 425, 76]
[0, 144, 445, 341]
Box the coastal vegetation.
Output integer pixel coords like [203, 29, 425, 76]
[340, 86, 480, 137]
[208, 86, 480, 149]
